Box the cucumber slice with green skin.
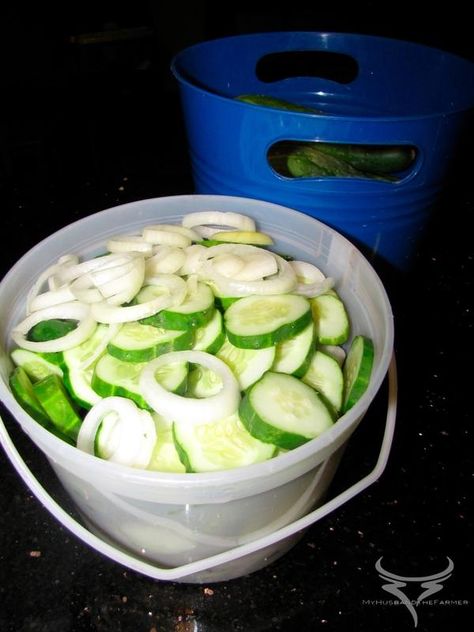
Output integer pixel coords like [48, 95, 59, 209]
[192, 309, 225, 354]
[38, 351, 66, 368]
[302, 350, 344, 413]
[239, 371, 334, 449]
[107, 321, 194, 363]
[211, 230, 273, 246]
[11, 348, 63, 381]
[173, 412, 277, 473]
[139, 282, 215, 329]
[63, 367, 102, 410]
[311, 293, 350, 345]
[342, 335, 374, 413]
[9, 366, 51, 424]
[26, 318, 78, 342]
[32, 374, 83, 441]
[215, 296, 239, 311]
[319, 344, 346, 367]
[216, 336, 275, 390]
[186, 365, 223, 399]
[224, 294, 312, 349]
[92, 354, 188, 408]
[92, 354, 151, 409]
[152, 360, 188, 395]
[272, 321, 315, 377]
[147, 414, 186, 473]
[9, 367, 75, 443]
[62, 323, 112, 370]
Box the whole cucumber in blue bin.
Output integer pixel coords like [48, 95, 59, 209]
[235, 94, 416, 179]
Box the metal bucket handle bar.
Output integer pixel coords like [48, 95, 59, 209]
[0, 355, 397, 582]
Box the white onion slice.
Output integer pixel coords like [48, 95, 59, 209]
[290, 260, 335, 297]
[191, 225, 234, 239]
[145, 246, 186, 276]
[198, 244, 297, 296]
[142, 226, 191, 248]
[140, 351, 240, 424]
[107, 235, 154, 256]
[142, 223, 200, 243]
[231, 252, 278, 281]
[28, 285, 76, 313]
[54, 253, 136, 285]
[68, 256, 145, 306]
[211, 254, 246, 278]
[11, 302, 97, 353]
[70, 276, 104, 303]
[27, 258, 77, 312]
[97, 257, 145, 305]
[89, 258, 137, 287]
[181, 211, 256, 233]
[77, 396, 156, 468]
[178, 244, 208, 275]
[91, 274, 186, 323]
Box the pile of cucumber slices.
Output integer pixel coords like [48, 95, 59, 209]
[8, 210, 374, 473]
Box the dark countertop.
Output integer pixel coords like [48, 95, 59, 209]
[0, 7, 473, 631]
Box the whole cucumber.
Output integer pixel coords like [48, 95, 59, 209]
[286, 144, 395, 181]
[235, 94, 322, 114]
[313, 142, 416, 174]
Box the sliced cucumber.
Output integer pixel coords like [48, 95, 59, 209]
[152, 359, 188, 395]
[9, 367, 74, 443]
[62, 323, 112, 370]
[342, 335, 374, 413]
[11, 348, 63, 381]
[92, 353, 188, 408]
[173, 412, 277, 473]
[139, 282, 215, 329]
[302, 350, 344, 413]
[216, 336, 275, 390]
[147, 414, 186, 473]
[32, 374, 83, 441]
[272, 321, 315, 377]
[239, 371, 334, 449]
[211, 230, 273, 246]
[214, 296, 239, 311]
[311, 293, 350, 345]
[192, 308, 225, 354]
[63, 366, 102, 410]
[224, 294, 312, 349]
[186, 365, 223, 399]
[107, 321, 193, 363]
[319, 344, 346, 367]
[9, 366, 51, 424]
[92, 354, 150, 409]
[26, 318, 77, 342]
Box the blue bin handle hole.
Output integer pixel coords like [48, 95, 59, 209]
[267, 141, 418, 182]
[256, 51, 359, 84]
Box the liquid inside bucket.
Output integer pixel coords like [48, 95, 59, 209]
[0, 195, 394, 583]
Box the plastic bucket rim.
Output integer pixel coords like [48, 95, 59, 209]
[0, 194, 394, 493]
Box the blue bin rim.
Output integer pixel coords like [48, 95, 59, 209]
[171, 30, 474, 121]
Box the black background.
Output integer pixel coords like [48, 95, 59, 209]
[0, 3, 472, 631]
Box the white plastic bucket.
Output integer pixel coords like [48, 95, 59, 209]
[0, 195, 396, 583]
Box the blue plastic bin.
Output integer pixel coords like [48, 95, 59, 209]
[171, 32, 474, 269]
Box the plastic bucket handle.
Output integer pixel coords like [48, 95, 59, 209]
[0, 355, 397, 582]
